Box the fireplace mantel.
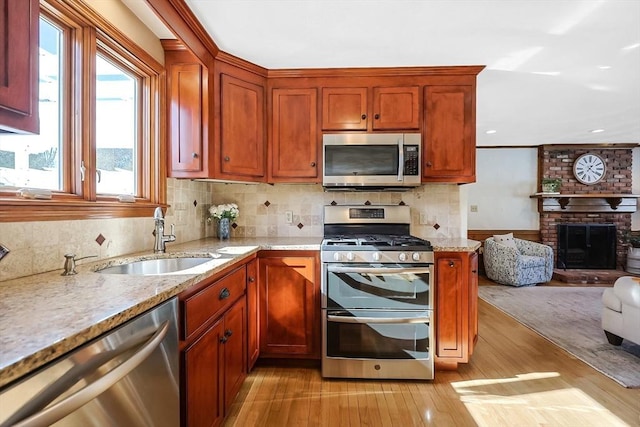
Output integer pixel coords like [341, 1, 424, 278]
[530, 193, 640, 213]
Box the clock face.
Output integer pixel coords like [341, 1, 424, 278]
[573, 153, 606, 185]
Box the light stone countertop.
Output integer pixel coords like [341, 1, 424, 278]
[0, 236, 478, 389]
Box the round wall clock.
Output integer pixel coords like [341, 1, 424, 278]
[573, 153, 606, 185]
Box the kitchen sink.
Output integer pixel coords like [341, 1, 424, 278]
[97, 255, 231, 275]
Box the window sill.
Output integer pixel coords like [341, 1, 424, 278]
[0, 198, 168, 222]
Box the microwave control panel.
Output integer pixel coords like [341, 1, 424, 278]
[403, 145, 419, 175]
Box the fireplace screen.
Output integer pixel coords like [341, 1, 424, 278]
[557, 224, 616, 269]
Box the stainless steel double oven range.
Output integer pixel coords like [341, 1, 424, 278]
[321, 205, 434, 380]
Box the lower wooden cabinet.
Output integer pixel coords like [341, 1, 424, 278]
[179, 264, 248, 427]
[258, 251, 320, 358]
[434, 251, 479, 369]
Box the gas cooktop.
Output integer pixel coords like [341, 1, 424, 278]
[322, 234, 433, 251]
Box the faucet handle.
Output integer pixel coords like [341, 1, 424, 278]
[170, 224, 175, 235]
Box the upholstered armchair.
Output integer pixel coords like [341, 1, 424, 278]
[602, 276, 640, 346]
[483, 236, 554, 287]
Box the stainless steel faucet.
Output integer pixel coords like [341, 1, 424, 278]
[153, 207, 176, 253]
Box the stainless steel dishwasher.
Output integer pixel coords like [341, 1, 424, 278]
[0, 297, 179, 427]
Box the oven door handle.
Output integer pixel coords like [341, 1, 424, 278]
[327, 265, 431, 275]
[327, 314, 430, 324]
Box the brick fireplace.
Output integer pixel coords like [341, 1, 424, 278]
[536, 146, 634, 270]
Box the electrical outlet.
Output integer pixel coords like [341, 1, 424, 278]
[285, 211, 293, 224]
[419, 213, 428, 225]
[470, 205, 478, 213]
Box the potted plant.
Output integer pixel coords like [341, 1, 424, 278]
[624, 231, 640, 274]
[541, 178, 561, 193]
[208, 203, 239, 240]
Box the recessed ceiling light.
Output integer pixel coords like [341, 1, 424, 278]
[598, 65, 611, 70]
[589, 129, 605, 133]
[622, 42, 640, 50]
[485, 130, 497, 134]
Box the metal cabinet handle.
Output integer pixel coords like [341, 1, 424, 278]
[426, 161, 432, 167]
[220, 336, 228, 343]
[219, 288, 230, 300]
[361, 114, 367, 120]
[224, 156, 230, 162]
[310, 162, 316, 167]
[6, 322, 169, 427]
[192, 152, 198, 158]
[224, 329, 233, 337]
[374, 113, 380, 119]
[247, 276, 255, 283]
[449, 261, 455, 267]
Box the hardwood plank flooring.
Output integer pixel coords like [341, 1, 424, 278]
[224, 299, 640, 426]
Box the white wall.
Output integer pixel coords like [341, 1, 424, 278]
[465, 148, 540, 230]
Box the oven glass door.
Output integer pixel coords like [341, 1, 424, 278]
[324, 309, 431, 359]
[324, 263, 432, 310]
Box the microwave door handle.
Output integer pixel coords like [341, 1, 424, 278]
[328, 265, 431, 275]
[327, 315, 430, 324]
[397, 136, 404, 181]
[5, 322, 169, 427]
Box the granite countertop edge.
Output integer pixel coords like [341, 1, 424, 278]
[0, 236, 479, 388]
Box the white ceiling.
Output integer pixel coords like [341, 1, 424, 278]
[128, 0, 640, 147]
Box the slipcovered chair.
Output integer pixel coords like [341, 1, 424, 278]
[602, 276, 640, 346]
[483, 234, 554, 287]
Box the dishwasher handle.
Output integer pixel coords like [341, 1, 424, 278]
[7, 321, 169, 427]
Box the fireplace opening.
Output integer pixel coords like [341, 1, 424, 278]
[557, 224, 616, 269]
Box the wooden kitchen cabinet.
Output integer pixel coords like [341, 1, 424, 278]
[163, 42, 210, 178]
[246, 258, 259, 370]
[0, 0, 39, 134]
[179, 264, 248, 427]
[218, 71, 266, 180]
[269, 87, 319, 182]
[322, 85, 420, 131]
[258, 251, 320, 358]
[423, 85, 475, 183]
[434, 251, 478, 369]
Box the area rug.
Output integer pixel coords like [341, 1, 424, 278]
[478, 286, 640, 388]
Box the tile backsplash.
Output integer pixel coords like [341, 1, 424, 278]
[0, 180, 462, 281]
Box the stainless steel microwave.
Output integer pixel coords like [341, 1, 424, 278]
[322, 133, 421, 189]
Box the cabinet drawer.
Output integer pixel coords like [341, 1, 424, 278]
[182, 266, 247, 340]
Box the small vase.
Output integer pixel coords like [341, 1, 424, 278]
[218, 218, 231, 240]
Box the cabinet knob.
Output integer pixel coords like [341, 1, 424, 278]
[220, 336, 228, 343]
[219, 287, 230, 300]
[224, 329, 233, 337]
[361, 114, 367, 120]
[310, 162, 316, 167]
[248, 276, 255, 283]
[224, 156, 230, 162]
[449, 261, 455, 267]
[471, 270, 477, 274]
[426, 161, 432, 167]
[374, 113, 380, 120]
[192, 152, 198, 159]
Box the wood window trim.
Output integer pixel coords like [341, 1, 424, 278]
[0, 0, 167, 223]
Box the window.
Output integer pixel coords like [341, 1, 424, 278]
[0, 0, 164, 222]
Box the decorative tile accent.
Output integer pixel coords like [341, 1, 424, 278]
[264, 201, 271, 207]
[364, 200, 371, 205]
[297, 223, 304, 229]
[399, 201, 406, 206]
[232, 222, 238, 229]
[193, 200, 198, 207]
[95, 234, 106, 246]
[433, 223, 440, 230]
[330, 201, 337, 206]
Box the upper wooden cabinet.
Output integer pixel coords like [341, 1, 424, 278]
[423, 85, 475, 183]
[218, 71, 266, 180]
[322, 85, 420, 131]
[269, 87, 319, 182]
[0, 0, 39, 134]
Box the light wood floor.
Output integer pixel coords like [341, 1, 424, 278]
[224, 299, 640, 427]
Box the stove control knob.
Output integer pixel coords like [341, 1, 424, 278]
[412, 252, 421, 261]
[333, 252, 343, 262]
[398, 252, 408, 262]
[346, 252, 356, 261]
[372, 252, 381, 262]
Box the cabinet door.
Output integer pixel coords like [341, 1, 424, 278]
[0, 0, 38, 133]
[166, 61, 205, 176]
[423, 85, 475, 183]
[182, 318, 224, 427]
[270, 88, 319, 181]
[220, 74, 265, 179]
[468, 252, 479, 356]
[321, 87, 367, 131]
[372, 86, 420, 130]
[223, 298, 247, 410]
[246, 259, 259, 370]
[434, 252, 469, 361]
[258, 253, 319, 357]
